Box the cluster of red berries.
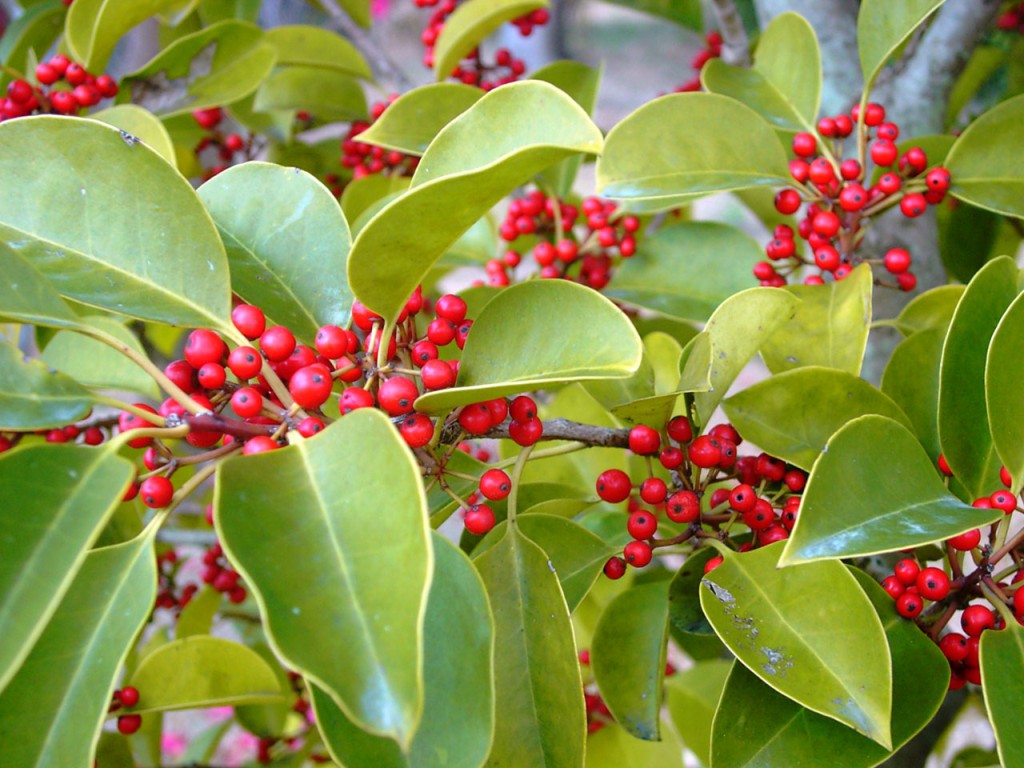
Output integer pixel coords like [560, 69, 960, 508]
[597, 418, 805, 578]
[414, 0, 549, 88]
[996, 3, 1024, 33]
[674, 31, 723, 93]
[1, 54, 117, 121]
[153, 548, 200, 612]
[756, 102, 950, 290]
[108, 686, 141, 735]
[0, 419, 108, 454]
[486, 191, 639, 289]
[880, 458, 1024, 690]
[334, 95, 418, 191]
[190, 107, 252, 181]
[198, 542, 248, 605]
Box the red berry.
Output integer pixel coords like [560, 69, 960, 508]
[510, 395, 537, 422]
[243, 436, 279, 455]
[838, 183, 867, 211]
[881, 575, 905, 599]
[227, 346, 263, 380]
[435, 294, 468, 323]
[164, 359, 197, 394]
[627, 510, 658, 540]
[990, 490, 1017, 514]
[728, 484, 757, 513]
[808, 157, 834, 185]
[666, 490, 700, 524]
[289, 364, 333, 409]
[774, 189, 801, 215]
[863, 102, 885, 126]
[839, 159, 862, 181]
[260, 326, 296, 362]
[688, 435, 721, 468]
[883, 248, 911, 274]
[1000, 465, 1012, 488]
[197, 362, 226, 390]
[479, 469, 512, 500]
[231, 387, 263, 418]
[421, 358, 456, 390]
[119, 405, 159, 449]
[117, 715, 142, 735]
[487, 398, 509, 426]
[508, 418, 542, 446]
[140, 476, 174, 509]
[118, 686, 140, 707]
[961, 604, 995, 637]
[596, 469, 632, 503]
[604, 556, 627, 580]
[899, 193, 927, 218]
[659, 447, 684, 470]
[623, 540, 652, 567]
[297, 416, 325, 437]
[916, 567, 950, 601]
[893, 558, 920, 586]
[666, 416, 692, 443]
[464, 504, 495, 535]
[896, 592, 923, 618]
[628, 424, 660, 455]
[639, 477, 668, 505]
[399, 413, 434, 447]
[949, 528, 981, 551]
[791, 132, 817, 157]
[184, 329, 225, 369]
[877, 172, 902, 195]
[459, 403, 492, 435]
[926, 167, 951, 193]
[704, 555, 724, 574]
[812, 211, 840, 237]
[939, 632, 969, 663]
[870, 140, 898, 167]
[378, 376, 420, 416]
[315, 325, 348, 358]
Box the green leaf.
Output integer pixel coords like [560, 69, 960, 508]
[881, 327, 946, 461]
[597, 93, 790, 210]
[939, 200, 1002, 284]
[948, 45, 1007, 128]
[0, 244, 82, 330]
[699, 543, 892, 747]
[88, 106, 177, 168]
[126, 636, 285, 713]
[0, 341, 94, 429]
[589, 331, 686, 427]
[0, 1, 64, 79]
[939, 256, 1019, 499]
[870, 135, 955, 187]
[174, 586, 221, 639]
[341, 175, 413, 226]
[667, 548, 719, 637]
[889, 284, 964, 336]
[264, 24, 370, 78]
[980, 621, 1024, 768]
[0, 532, 156, 767]
[987, 290, 1024, 494]
[857, 0, 946, 89]
[702, 12, 820, 132]
[665, 659, 731, 766]
[761, 263, 873, 375]
[711, 567, 949, 767]
[690, 287, 800, 427]
[95, 732, 135, 768]
[533, 60, 603, 197]
[254, 66, 368, 121]
[602, 222, 763, 322]
[333, 0, 371, 28]
[585, 719, 686, 768]
[780, 415, 1001, 564]
[478, 514, 617, 613]
[234, 643, 293, 739]
[65, 0, 181, 71]
[723, 367, 911, 471]
[474, 523, 586, 767]
[124, 20, 277, 118]
[593, 0, 701, 29]
[0, 443, 133, 694]
[198, 161, 353, 342]
[591, 580, 670, 740]
[946, 93, 1024, 217]
[0, 116, 231, 329]
[348, 81, 602, 323]
[355, 83, 483, 156]
[311, 532, 495, 768]
[432, 0, 548, 80]
[41, 316, 161, 399]
[415, 279, 642, 412]
[215, 409, 431, 749]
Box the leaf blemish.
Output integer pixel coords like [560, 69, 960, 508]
[701, 578, 734, 604]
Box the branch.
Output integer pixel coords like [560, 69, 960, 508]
[485, 418, 631, 447]
[709, 0, 750, 66]
[319, 0, 416, 93]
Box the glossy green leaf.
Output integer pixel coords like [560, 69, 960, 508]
[939, 201, 1002, 284]
[594, 0, 700, 29]
[781, 415, 1001, 564]
[939, 256, 1019, 499]
[333, 0, 371, 28]
[254, 66, 367, 121]
[597, 93, 790, 210]
[761, 263, 872, 375]
[700, 544, 892, 747]
[234, 643, 293, 739]
[948, 45, 1007, 127]
[592, 581, 670, 740]
[889, 284, 964, 336]
[0, 1, 64, 77]
[479, 514, 616, 613]
[341, 175, 413, 227]
[980, 620, 1024, 768]
[702, 12, 820, 132]
[585, 719, 686, 768]
[677, 331, 712, 393]
[711, 568, 948, 767]
[175, 587, 221, 639]
[0, 245, 82, 330]
[0, 532, 156, 767]
[665, 659, 731, 766]
[987, 291, 1024, 494]
[946, 94, 1024, 217]
[0, 116, 231, 329]
[215, 409, 431, 748]
[533, 60, 603, 197]
[858, 0, 946, 88]
[723, 367, 911, 470]
[433, 0, 548, 80]
[126, 636, 285, 713]
[356, 83, 483, 155]
[0, 341, 93, 429]
[598, 332, 687, 427]
[667, 548, 719, 637]
[88, 106, 177, 167]
[602, 222, 763, 322]
[41, 316, 161, 399]
[125, 21, 277, 117]
[473, 523, 586, 767]
[65, 0, 181, 71]
[95, 732, 135, 768]
[691, 287, 800, 427]
[348, 81, 602, 323]
[881, 327, 945, 462]
[416, 280, 642, 412]
[198, 161, 353, 341]
[0, 443, 133, 693]
[312, 533, 495, 768]
[264, 24, 370, 78]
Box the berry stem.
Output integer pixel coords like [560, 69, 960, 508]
[490, 440, 588, 469]
[506, 443, 535, 527]
[980, 581, 1015, 627]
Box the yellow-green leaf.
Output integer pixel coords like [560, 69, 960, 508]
[980, 620, 1024, 768]
[264, 24, 370, 78]
[858, 0, 946, 89]
[355, 83, 483, 156]
[0, 341, 94, 430]
[432, 0, 548, 80]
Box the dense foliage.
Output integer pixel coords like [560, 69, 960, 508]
[1, 0, 1024, 766]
